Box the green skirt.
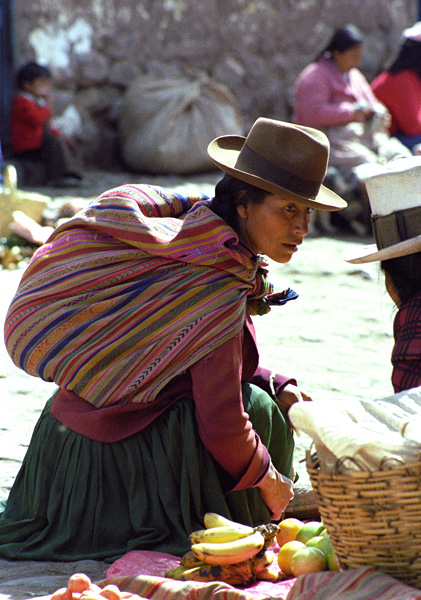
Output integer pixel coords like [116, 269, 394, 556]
[0, 383, 294, 562]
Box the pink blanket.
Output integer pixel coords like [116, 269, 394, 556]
[105, 550, 296, 599]
[102, 550, 421, 600]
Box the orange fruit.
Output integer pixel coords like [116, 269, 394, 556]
[276, 518, 304, 547]
[68, 573, 92, 593]
[277, 540, 305, 576]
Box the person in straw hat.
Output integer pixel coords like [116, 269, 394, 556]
[344, 156, 421, 393]
[0, 117, 346, 561]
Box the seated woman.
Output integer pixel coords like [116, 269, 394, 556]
[293, 24, 411, 231]
[344, 156, 421, 393]
[0, 118, 346, 561]
[371, 22, 421, 154]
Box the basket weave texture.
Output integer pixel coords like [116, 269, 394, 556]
[306, 449, 421, 589]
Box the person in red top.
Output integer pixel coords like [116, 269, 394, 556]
[371, 23, 421, 154]
[10, 61, 83, 187]
[344, 156, 421, 393]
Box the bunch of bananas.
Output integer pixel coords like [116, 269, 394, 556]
[165, 512, 282, 585]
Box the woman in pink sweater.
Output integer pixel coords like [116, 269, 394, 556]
[293, 25, 410, 193]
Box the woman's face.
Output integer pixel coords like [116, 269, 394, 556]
[332, 45, 363, 72]
[236, 192, 311, 263]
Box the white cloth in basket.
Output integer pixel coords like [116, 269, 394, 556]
[289, 386, 421, 471]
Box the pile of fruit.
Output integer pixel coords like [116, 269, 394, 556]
[49, 515, 341, 597]
[165, 512, 282, 585]
[166, 513, 340, 586]
[276, 517, 340, 577]
[51, 573, 145, 600]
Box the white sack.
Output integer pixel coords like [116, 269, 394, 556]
[119, 76, 244, 174]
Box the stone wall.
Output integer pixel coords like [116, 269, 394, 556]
[13, 0, 418, 170]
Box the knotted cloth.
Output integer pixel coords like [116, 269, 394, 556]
[5, 184, 279, 408]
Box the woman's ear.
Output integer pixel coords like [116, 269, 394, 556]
[236, 203, 248, 219]
[236, 191, 248, 220]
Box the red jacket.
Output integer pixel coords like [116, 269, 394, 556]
[11, 92, 60, 153]
[371, 70, 421, 136]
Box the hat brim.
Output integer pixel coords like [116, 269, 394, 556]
[343, 236, 421, 263]
[207, 135, 347, 212]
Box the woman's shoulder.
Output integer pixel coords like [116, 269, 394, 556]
[295, 58, 332, 86]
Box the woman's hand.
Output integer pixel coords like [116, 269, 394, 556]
[352, 100, 375, 123]
[257, 461, 294, 521]
[275, 383, 312, 418]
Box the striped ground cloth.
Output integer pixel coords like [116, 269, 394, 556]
[4, 184, 274, 408]
[98, 567, 421, 600]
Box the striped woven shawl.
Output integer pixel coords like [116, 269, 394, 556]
[5, 184, 274, 408]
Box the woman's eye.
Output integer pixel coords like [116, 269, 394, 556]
[306, 207, 312, 214]
[285, 205, 295, 213]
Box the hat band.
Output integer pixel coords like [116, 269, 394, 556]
[372, 206, 421, 250]
[237, 144, 321, 198]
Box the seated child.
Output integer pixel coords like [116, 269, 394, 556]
[11, 61, 83, 187]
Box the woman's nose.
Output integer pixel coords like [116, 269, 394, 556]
[294, 209, 310, 236]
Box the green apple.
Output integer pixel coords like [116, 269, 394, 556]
[290, 546, 327, 576]
[306, 535, 324, 547]
[313, 533, 340, 571]
[295, 521, 325, 544]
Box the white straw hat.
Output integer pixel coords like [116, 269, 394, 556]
[343, 157, 421, 263]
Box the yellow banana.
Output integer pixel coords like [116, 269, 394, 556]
[167, 562, 255, 585]
[189, 524, 254, 545]
[179, 550, 207, 568]
[191, 530, 265, 565]
[252, 549, 282, 582]
[203, 512, 246, 529]
[165, 565, 192, 579]
[254, 562, 282, 582]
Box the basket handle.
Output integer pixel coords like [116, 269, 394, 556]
[333, 455, 367, 474]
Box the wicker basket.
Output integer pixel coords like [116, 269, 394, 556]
[306, 449, 421, 589]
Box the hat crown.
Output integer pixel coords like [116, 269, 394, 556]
[366, 156, 421, 216]
[343, 156, 421, 263]
[240, 118, 329, 182]
[207, 117, 347, 211]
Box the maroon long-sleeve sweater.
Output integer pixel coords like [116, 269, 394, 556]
[51, 313, 296, 492]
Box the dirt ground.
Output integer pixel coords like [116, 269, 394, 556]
[0, 169, 396, 599]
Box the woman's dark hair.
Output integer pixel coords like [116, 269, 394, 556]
[212, 173, 268, 231]
[316, 24, 363, 61]
[381, 252, 421, 305]
[388, 39, 421, 79]
[16, 61, 51, 90]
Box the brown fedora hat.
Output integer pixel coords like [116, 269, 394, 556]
[207, 117, 347, 211]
